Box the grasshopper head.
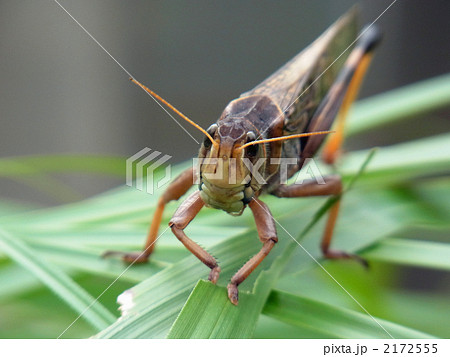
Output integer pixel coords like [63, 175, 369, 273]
[197, 120, 266, 215]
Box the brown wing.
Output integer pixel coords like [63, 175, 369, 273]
[300, 25, 382, 164]
[241, 7, 358, 136]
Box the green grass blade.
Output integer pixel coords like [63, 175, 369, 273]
[347, 73, 450, 136]
[0, 164, 190, 228]
[378, 290, 450, 338]
[1, 288, 97, 338]
[93, 227, 272, 338]
[166, 281, 263, 338]
[362, 238, 450, 270]
[0, 155, 125, 177]
[262, 290, 435, 338]
[0, 155, 126, 202]
[167, 239, 296, 339]
[339, 133, 450, 185]
[0, 264, 43, 301]
[0, 228, 116, 331]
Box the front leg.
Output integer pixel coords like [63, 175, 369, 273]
[103, 167, 194, 263]
[169, 191, 221, 283]
[272, 175, 367, 267]
[227, 197, 278, 305]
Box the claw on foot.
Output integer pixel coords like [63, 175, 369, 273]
[354, 254, 370, 269]
[324, 250, 369, 269]
[102, 250, 149, 264]
[227, 283, 239, 306]
[208, 266, 221, 284]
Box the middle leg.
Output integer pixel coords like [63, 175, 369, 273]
[272, 175, 367, 266]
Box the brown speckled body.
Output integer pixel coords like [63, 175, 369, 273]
[107, 7, 381, 306]
[198, 9, 360, 214]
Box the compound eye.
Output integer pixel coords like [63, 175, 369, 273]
[203, 124, 218, 149]
[246, 143, 259, 157]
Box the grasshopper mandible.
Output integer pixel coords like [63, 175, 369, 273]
[105, 8, 381, 305]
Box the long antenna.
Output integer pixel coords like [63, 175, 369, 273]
[235, 130, 334, 153]
[130, 78, 219, 149]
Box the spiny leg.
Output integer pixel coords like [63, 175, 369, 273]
[170, 191, 220, 283]
[103, 167, 194, 263]
[228, 197, 278, 305]
[272, 175, 367, 267]
[321, 28, 380, 165]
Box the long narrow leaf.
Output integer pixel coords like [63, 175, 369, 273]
[339, 133, 450, 185]
[167, 241, 296, 338]
[0, 155, 125, 177]
[0, 228, 116, 331]
[263, 290, 434, 338]
[347, 73, 450, 136]
[362, 238, 450, 270]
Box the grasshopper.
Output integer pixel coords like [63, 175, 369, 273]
[105, 8, 381, 305]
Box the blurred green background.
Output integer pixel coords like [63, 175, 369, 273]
[0, 0, 449, 339]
